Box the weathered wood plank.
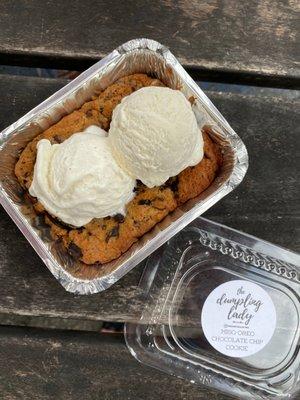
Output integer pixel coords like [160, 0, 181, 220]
[0, 326, 232, 400]
[0, 74, 299, 329]
[0, 1, 299, 87]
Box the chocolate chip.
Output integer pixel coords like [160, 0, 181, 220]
[53, 135, 63, 143]
[99, 105, 104, 113]
[204, 150, 211, 160]
[86, 110, 94, 117]
[68, 242, 83, 259]
[15, 186, 25, 200]
[93, 261, 103, 267]
[133, 180, 145, 193]
[168, 176, 179, 193]
[105, 226, 119, 242]
[113, 213, 125, 223]
[138, 199, 151, 206]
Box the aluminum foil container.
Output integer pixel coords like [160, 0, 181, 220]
[0, 39, 248, 294]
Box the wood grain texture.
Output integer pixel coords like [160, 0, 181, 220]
[0, 0, 299, 87]
[0, 326, 232, 400]
[0, 74, 299, 329]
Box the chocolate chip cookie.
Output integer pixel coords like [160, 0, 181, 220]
[15, 74, 222, 264]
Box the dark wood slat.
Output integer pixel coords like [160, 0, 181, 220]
[0, 74, 299, 330]
[0, 326, 232, 400]
[0, 75, 68, 130]
[0, 1, 299, 87]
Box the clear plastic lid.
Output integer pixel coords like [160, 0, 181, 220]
[125, 218, 300, 399]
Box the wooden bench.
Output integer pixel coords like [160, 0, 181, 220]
[0, 1, 298, 398]
[1, 0, 299, 88]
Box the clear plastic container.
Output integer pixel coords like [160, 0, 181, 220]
[125, 217, 300, 399]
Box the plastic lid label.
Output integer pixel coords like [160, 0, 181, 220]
[201, 280, 276, 357]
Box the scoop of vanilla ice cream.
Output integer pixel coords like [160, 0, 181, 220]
[29, 126, 135, 227]
[109, 87, 204, 187]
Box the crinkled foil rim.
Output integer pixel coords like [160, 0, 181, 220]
[0, 39, 248, 294]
